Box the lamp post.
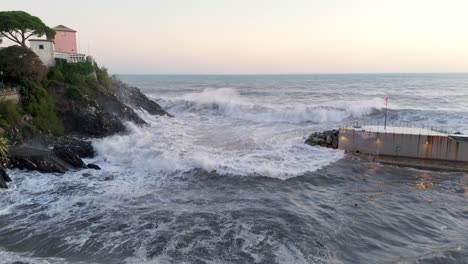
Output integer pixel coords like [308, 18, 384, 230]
[0, 71, 3, 90]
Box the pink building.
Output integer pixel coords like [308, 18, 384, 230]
[52, 25, 78, 53]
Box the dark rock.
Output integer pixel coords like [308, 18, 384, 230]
[87, 163, 101, 170]
[51, 137, 95, 158]
[0, 173, 7, 189]
[305, 129, 340, 149]
[0, 167, 11, 182]
[111, 79, 172, 117]
[95, 91, 147, 125]
[8, 147, 70, 173]
[48, 85, 127, 137]
[53, 146, 85, 168]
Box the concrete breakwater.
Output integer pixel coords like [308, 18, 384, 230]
[306, 126, 468, 172]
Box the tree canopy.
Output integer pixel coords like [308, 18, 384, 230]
[0, 11, 55, 46]
[0, 45, 47, 83]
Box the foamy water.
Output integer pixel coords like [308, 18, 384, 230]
[1, 74, 467, 264]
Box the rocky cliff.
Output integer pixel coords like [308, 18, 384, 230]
[1, 78, 170, 189]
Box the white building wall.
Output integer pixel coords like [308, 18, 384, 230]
[29, 40, 56, 67]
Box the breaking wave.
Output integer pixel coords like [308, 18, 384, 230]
[159, 88, 382, 124]
[92, 118, 344, 180]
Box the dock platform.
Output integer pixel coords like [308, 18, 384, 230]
[338, 126, 468, 172]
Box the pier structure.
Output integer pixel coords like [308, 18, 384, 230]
[338, 126, 468, 171]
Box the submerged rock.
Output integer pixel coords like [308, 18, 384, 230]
[87, 163, 101, 170]
[305, 129, 339, 149]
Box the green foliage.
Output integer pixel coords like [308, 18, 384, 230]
[47, 67, 65, 82]
[53, 59, 95, 79]
[0, 137, 8, 158]
[0, 45, 48, 83]
[96, 67, 112, 89]
[65, 86, 82, 100]
[21, 80, 63, 135]
[0, 101, 22, 128]
[0, 11, 55, 46]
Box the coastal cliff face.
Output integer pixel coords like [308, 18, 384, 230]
[0, 57, 170, 188]
[111, 79, 171, 117]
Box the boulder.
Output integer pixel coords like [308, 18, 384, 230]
[87, 163, 101, 170]
[43, 136, 95, 158]
[0, 167, 11, 182]
[305, 129, 340, 149]
[0, 174, 6, 189]
[52, 146, 85, 168]
[8, 147, 70, 173]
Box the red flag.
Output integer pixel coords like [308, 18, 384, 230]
[384, 96, 388, 101]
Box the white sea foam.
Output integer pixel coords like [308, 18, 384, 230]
[92, 113, 344, 180]
[159, 88, 382, 124]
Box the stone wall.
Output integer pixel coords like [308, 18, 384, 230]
[0, 90, 20, 104]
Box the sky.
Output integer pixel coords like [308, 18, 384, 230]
[2, 0, 468, 74]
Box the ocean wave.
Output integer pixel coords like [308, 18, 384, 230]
[92, 119, 344, 180]
[159, 88, 382, 124]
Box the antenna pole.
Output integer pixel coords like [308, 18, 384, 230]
[384, 96, 388, 130]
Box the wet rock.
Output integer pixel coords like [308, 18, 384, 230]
[95, 91, 147, 125]
[8, 147, 70, 173]
[50, 136, 95, 158]
[1, 167, 11, 182]
[52, 146, 85, 168]
[111, 79, 171, 116]
[48, 84, 127, 137]
[305, 129, 339, 149]
[87, 163, 101, 170]
[0, 172, 7, 189]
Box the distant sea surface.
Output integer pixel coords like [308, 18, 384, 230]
[1, 74, 467, 263]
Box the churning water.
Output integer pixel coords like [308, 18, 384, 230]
[1, 74, 468, 263]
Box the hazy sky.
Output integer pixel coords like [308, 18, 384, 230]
[2, 0, 468, 74]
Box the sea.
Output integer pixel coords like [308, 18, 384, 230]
[1, 73, 467, 264]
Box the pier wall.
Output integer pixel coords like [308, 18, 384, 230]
[338, 129, 468, 162]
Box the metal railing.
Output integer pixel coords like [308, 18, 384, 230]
[341, 120, 459, 135]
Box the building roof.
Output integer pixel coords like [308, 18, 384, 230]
[53, 25, 77, 32]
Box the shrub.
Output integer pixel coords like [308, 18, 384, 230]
[21, 80, 64, 135]
[0, 101, 22, 128]
[0, 45, 47, 83]
[47, 67, 65, 82]
[53, 59, 95, 79]
[0, 137, 8, 158]
[96, 67, 112, 89]
[65, 86, 82, 100]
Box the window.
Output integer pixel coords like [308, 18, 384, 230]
[39, 44, 44, 50]
[61, 31, 66, 37]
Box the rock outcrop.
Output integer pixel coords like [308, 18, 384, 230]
[0, 136, 97, 188]
[305, 129, 339, 149]
[1, 80, 171, 188]
[0, 167, 12, 189]
[111, 79, 171, 116]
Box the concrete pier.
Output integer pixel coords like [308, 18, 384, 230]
[338, 126, 468, 171]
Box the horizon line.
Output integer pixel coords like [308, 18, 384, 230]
[114, 72, 468, 76]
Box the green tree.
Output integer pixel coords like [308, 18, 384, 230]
[0, 11, 55, 46]
[0, 45, 48, 83]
